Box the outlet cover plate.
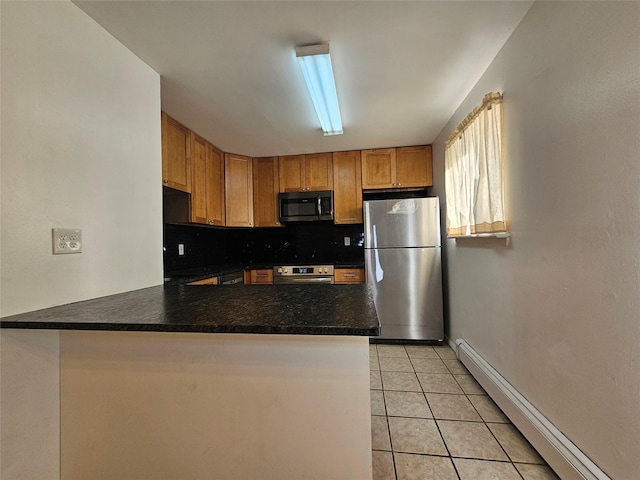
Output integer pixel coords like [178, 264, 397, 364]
[52, 228, 82, 254]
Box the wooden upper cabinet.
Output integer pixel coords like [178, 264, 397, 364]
[253, 157, 281, 227]
[162, 112, 191, 192]
[206, 144, 225, 226]
[190, 133, 208, 223]
[279, 153, 333, 192]
[361, 146, 432, 189]
[361, 148, 396, 189]
[191, 134, 225, 226]
[396, 145, 432, 188]
[278, 155, 305, 192]
[333, 151, 363, 224]
[224, 153, 253, 227]
[304, 153, 333, 191]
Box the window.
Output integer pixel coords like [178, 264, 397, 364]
[445, 92, 506, 237]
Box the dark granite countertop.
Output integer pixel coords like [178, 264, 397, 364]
[0, 284, 379, 336]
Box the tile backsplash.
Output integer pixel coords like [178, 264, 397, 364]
[164, 222, 364, 273]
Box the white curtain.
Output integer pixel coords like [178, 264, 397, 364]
[445, 92, 505, 236]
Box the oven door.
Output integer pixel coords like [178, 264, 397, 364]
[273, 275, 334, 284]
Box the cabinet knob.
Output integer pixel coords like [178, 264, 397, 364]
[163, 179, 169, 184]
[397, 183, 402, 186]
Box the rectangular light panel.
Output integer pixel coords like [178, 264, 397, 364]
[296, 44, 343, 136]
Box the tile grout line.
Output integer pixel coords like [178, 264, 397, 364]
[375, 346, 400, 480]
[443, 349, 528, 479]
[423, 346, 463, 479]
[372, 344, 552, 480]
[447, 359, 528, 478]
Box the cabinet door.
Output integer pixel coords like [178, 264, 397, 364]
[250, 269, 273, 284]
[253, 157, 281, 227]
[190, 133, 208, 224]
[279, 155, 305, 192]
[225, 153, 253, 227]
[361, 148, 396, 189]
[335, 268, 365, 284]
[333, 151, 363, 224]
[396, 145, 432, 188]
[305, 153, 333, 191]
[161, 113, 191, 192]
[206, 144, 225, 226]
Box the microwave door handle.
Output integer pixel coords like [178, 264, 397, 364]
[317, 195, 322, 218]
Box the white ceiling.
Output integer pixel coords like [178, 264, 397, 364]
[74, 1, 532, 157]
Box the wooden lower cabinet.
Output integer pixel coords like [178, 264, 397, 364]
[334, 268, 365, 284]
[249, 269, 273, 284]
[187, 277, 219, 285]
[225, 153, 253, 227]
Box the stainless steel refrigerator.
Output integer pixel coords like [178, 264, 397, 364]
[364, 197, 444, 341]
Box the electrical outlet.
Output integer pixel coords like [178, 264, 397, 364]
[344, 236, 351, 246]
[52, 228, 82, 254]
[178, 244, 185, 256]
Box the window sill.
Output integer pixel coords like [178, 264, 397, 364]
[449, 232, 511, 246]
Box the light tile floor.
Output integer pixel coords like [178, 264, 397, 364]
[370, 343, 561, 480]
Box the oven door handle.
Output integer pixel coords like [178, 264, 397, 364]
[274, 276, 334, 284]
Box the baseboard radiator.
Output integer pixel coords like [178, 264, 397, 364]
[453, 339, 610, 480]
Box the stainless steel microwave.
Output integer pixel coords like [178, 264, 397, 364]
[279, 190, 334, 222]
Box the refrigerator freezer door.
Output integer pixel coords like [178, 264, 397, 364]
[365, 247, 444, 341]
[364, 198, 441, 249]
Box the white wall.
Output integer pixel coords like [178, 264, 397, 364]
[60, 332, 371, 480]
[431, 2, 640, 478]
[0, 1, 163, 317]
[1, 330, 60, 479]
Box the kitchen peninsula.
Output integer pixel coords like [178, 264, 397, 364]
[1, 284, 379, 480]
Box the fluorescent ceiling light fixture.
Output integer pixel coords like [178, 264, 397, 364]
[295, 43, 343, 136]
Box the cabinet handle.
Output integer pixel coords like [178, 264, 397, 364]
[343, 273, 357, 277]
[397, 183, 402, 186]
[163, 179, 169, 184]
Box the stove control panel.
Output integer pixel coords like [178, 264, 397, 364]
[273, 265, 334, 276]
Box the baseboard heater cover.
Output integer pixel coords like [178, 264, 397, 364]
[454, 339, 610, 480]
